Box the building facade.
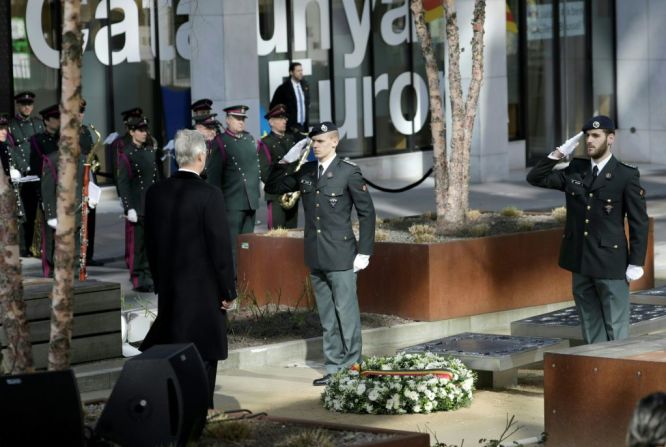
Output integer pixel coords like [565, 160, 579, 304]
[3, 0, 664, 182]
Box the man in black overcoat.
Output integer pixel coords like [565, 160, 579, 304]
[140, 129, 236, 408]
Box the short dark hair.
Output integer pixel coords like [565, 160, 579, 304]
[289, 62, 302, 72]
[626, 392, 666, 447]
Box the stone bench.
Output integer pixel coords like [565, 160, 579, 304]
[1, 279, 122, 370]
[545, 335, 666, 446]
[511, 303, 666, 343]
[400, 332, 569, 388]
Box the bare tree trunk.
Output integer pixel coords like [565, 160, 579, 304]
[0, 161, 33, 374]
[410, 0, 448, 231]
[49, 0, 82, 371]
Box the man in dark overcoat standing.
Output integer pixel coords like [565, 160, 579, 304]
[527, 115, 649, 344]
[140, 129, 236, 408]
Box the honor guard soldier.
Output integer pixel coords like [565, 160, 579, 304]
[0, 115, 26, 223]
[116, 116, 161, 292]
[527, 115, 649, 344]
[10, 91, 44, 256]
[258, 104, 299, 229]
[217, 105, 262, 267]
[107, 107, 143, 183]
[265, 122, 376, 386]
[191, 98, 213, 117]
[192, 112, 220, 179]
[40, 126, 89, 278]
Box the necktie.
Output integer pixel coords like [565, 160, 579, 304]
[318, 164, 324, 180]
[296, 83, 304, 125]
[592, 166, 598, 180]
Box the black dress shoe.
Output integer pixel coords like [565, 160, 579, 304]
[312, 374, 332, 386]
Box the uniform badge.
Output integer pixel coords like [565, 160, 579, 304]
[321, 124, 328, 132]
[605, 172, 612, 179]
[640, 188, 645, 197]
[328, 197, 338, 208]
[326, 172, 333, 178]
[604, 204, 613, 215]
[593, 121, 600, 129]
[362, 184, 368, 191]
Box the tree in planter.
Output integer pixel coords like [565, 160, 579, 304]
[410, 0, 486, 231]
[0, 161, 33, 374]
[49, 0, 83, 371]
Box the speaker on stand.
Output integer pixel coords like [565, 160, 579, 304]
[95, 343, 209, 447]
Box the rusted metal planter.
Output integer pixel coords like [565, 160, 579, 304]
[237, 221, 654, 321]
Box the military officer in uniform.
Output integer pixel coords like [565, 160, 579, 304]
[191, 98, 213, 117]
[107, 107, 144, 183]
[259, 104, 299, 229]
[116, 116, 161, 292]
[193, 112, 221, 180]
[527, 115, 649, 344]
[10, 91, 44, 256]
[0, 115, 25, 221]
[216, 105, 262, 267]
[265, 122, 376, 385]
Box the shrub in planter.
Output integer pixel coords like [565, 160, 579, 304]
[322, 352, 475, 414]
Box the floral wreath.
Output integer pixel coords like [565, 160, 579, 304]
[321, 352, 475, 414]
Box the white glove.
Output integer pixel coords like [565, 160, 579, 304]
[626, 265, 644, 282]
[556, 131, 583, 157]
[9, 168, 21, 182]
[47, 218, 57, 229]
[281, 138, 310, 164]
[353, 254, 370, 273]
[103, 132, 119, 145]
[87, 181, 101, 209]
[127, 209, 138, 223]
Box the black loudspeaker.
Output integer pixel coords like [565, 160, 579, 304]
[95, 343, 209, 447]
[0, 369, 85, 446]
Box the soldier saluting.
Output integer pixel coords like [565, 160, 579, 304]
[10, 91, 44, 256]
[258, 104, 299, 229]
[116, 115, 161, 292]
[527, 115, 649, 344]
[265, 122, 376, 386]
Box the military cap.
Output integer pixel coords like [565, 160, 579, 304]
[80, 98, 87, 113]
[193, 113, 220, 129]
[0, 114, 9, 127]
[223, 105, 249, 118]
[39, 104, 60, 120]
[14, 91, 36, 104]
[191, 98, 213, 112]
[126, 116, 149, 130]
[308, 121, 338, 138]
[120, 107, 144, 122]
[264, 104, 288, 120]
[582, 115, 615, 132]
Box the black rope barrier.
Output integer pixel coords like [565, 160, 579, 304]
[363, 167, 433, 193]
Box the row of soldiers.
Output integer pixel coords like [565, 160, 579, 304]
[0, 90, 306, 292]
[0, 92, 97, 277]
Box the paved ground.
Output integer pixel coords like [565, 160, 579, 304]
[22, 163, 666, 445]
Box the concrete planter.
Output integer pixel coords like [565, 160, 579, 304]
[237, 221, 654, 321]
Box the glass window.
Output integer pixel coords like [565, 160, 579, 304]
[590, 0, 615, 118]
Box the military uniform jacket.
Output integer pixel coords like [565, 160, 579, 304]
[204, 135, 224, 191]
[29, 131, 59, 178]
[1, 140, 25, 176]
[258, 131, 296, 202]
[527, 155, 649, 279]
[41, 151, 84, 225]
[265, 156, 376, 271]
[9, 115, 44, 175]
[116, 142, 160, 215]
[217, 130, 261, 211]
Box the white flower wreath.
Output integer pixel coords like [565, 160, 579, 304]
[321, 352, 475, 414]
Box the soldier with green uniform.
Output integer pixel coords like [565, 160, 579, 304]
[10, 91, 44, 256]
[215, 105, 261, 266]
[116, 116, 161, 292]
[265, 122, 376, 386]
[527, 115, 649, 344]
[258, 104, 299, 229]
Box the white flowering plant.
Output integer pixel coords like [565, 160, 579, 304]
[321, 352, 475, 414]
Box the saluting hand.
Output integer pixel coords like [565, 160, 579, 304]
[555, 131, 583, 158]
[281, 138, 310, 164]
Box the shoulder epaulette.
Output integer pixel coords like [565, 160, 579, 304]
[341, 157, 357, 167]
[620, 161, 638, 169]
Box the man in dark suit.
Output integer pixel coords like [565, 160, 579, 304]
[141, 129, 236, 408]
[265, 122, 376, 386]
[527, 115, 649, 344]
[270, 62, 310, 137]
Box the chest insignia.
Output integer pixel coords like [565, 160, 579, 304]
[604, 204, 614, 215]
[605, 172, 612, 179]
[328, 197, 338, 208]
[326, 171, 333, 178]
